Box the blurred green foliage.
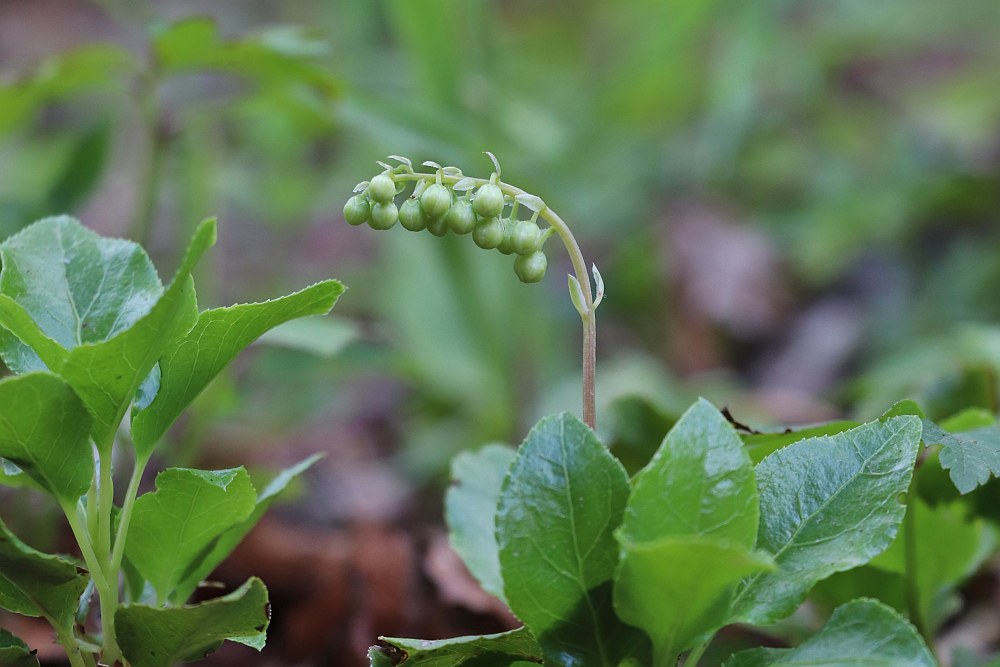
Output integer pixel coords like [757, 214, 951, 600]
[0, 0, 998, 481]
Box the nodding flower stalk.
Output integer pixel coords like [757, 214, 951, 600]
[344, 154, 604, 429]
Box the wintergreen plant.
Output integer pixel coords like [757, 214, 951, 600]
[348, 157, 1000, 666]
[0, 216, 342, 666]
[345, 154, 603, 428]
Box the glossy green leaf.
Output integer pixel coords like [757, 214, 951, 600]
[923, 419, 1000, 494]
[621, 398, 759, 548]
[58, 219, 214, 451]
[0, 373, 92, 505]
[614, 536, 773, 666]
[496, 413, 641, 667]
[869, 498, 996, 630]
[0, 215, 160, 374]
[0, 629, 39, 667]
[445, 443, 516, 601]
[723, 599, 935, 666]
[172, 455, 322, 603]
[368, 627, 542, 666]
[0, 518, 87, 634]
[731, 416, 922, 625]
[116, 577, 269, 667]
[124, 467, 256, 603]
[130, 280, 342, 455]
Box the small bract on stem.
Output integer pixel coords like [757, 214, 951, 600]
[345, 154, 602, 429]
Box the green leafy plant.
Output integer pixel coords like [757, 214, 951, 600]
[351, 157, 1000, 666]
[0, 216, 342, 666]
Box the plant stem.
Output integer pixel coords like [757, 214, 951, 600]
[684, 637, 712, 667]
[62, 502, 121, 662]
[903, 487, 934, 655]
[394, 171, 599, 429]
[89, 446, 124, 663]
[110, 453, 151, 586]
[56, 627, 89, 667]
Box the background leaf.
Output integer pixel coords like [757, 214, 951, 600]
[445, 443, 516, 602]
[0, 373, 92, 506]
[369, 627, 542, 666]
[116, 577, 270, 667]
[130, 280, 343, 455]
[868, 497, 996, 630]
[923, 419, 1000, 494]
[0, 519, 88, 635]
[123, 467, 257, 603]
[723, 599, 935, 667]
[731, 416, 922, 625]
[496, 413, 641, 667]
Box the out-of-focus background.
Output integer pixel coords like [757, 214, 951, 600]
[1, 1, 999, 665]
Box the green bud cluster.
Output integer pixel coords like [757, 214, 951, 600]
[344, 158, 553, 284]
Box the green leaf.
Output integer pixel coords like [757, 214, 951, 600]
[172, 455, 322, 603]
[496, 413, 641, 667]
[742, 420, 859, 464]
[0, 628, 39, 667]
[620, 398, 759, 548]
[153, 18, 337, 95]
[58, 218, 214, 451]
[0, 215, 161, 373]
[124, 467, 257, 603]
[731, 416, 922, 625]
[445, 443, 516, 602]
[723, 599, 935, 667]
[923, 419, 1000, 494]
[368, 627, 542, 666]
[0, 373, 92, 505]
[256, 314, 358, 358]
[0, 45, 132, 135]
[116, 577, 270, 667]
[130, 280, 343, 455]
[0, 216, 214, 452]
[869, 498, 996, 630]
[0, 518, 88, 634]
[614, 536, 773, 666]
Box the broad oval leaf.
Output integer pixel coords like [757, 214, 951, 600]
[124, 467, 257, 603]
[369, 627, 542, 666]
[446, 443, 516, 602]
[130, 279, 343, 456]
[0, 216, 161, 374]
[614, 536, 773, 666]
[0, 373, 92, 505]
[0, 518, 88, 635]
[496, 413, 641, 667]
[57, 218, 215, 452]
[723, 599, 935, 667]
[731, 416, 922, 625]
[116, 577, 270, 667]
[620, 398, 759, 548]
[172, 455, 323, 603]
